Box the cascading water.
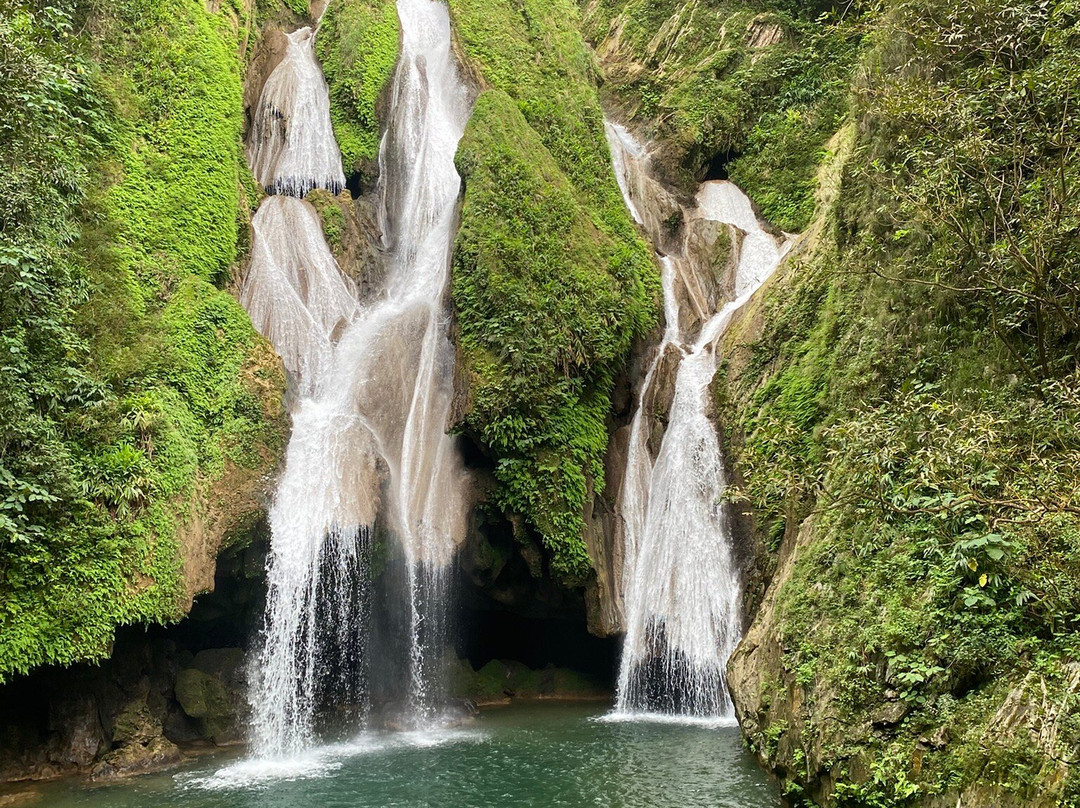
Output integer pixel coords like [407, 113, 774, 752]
[240, 0, 472, 758]
[363, 0, 472, 722]
[606, 122, 791, 720]
[248, 26, 346, 197]
[242, 196, 359, 391]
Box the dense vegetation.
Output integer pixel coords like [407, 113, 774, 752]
[714, 0, 1080, 803]
[0, 0, 285, 680]
[582, 0, 862, 231]
[448, 0, 659, 582]
[4, 0, 1078, 801]
[316, 0, 399, 178]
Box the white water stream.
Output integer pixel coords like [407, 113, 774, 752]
[240, 0, 471, 758]
[606, 122, 791, 719]
[242, 196, 359, 392]
[248, 27, 346, 197]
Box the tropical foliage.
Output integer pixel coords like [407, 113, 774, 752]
[0, 0, 284, 680]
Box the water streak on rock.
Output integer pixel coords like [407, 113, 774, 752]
[242, 196, 359, 391]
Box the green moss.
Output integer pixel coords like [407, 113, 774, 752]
[446, 0, 658, 583]
[0, 0, 287, 680]
[96, 0, 246, 293]
[306, 189, 347, 255]
[582, 0, 860, 231]
[316, 0, 400, 175]
[453, 91, 653, 579]
[161, 276, 276, 471]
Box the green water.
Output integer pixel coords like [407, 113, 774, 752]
[35, 702, 778, 807]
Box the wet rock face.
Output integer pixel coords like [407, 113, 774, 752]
[243, 27, 290, 140]
[0, 538, 267, 784]
[726, 517, 823, 796]
[47, 693, 105, 769]
[305, 189, 388, 300]
[174, 649, 247, 745]
[0, 636, 249, 784]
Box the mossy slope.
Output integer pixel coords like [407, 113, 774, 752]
[0, 0, 287, 680]
[716, 1, 1080, 804]
[582, 0, 860, 232]
[316, 0, 399, 179]
[448, 0, 659, 584]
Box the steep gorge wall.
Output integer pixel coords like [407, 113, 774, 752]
[588, 0, 1080, 804]
[4, 0, 1078, 802]
[709, 3, 1080, 806]
[0, 0, 326, 779]
[0, 0, 310, 684]
[445, 0, 660, 593]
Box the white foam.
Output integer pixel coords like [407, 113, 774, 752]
[182, 728, 486, 791]
[594, 711, 740, 730]
[247, 27, 346, 196]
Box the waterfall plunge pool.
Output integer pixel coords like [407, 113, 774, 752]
[27, 702, 778, 807]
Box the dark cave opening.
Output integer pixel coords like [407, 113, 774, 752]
[704, 148, 740, 181]
[455, 433, 491, 472]
[163, 535, 269, 654]
[452, 501, 618, 692]
[456, 608, 618, 686]
[345, 171, 364, 199]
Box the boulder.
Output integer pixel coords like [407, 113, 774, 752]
[174, 666, 239, 744]
[89, 736, 180, 781]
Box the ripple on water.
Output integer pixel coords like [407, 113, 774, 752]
[593, 711, 740, 729]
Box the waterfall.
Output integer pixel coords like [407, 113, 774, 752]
[240, 0, 472, 758]
[248, 27, 346, 197]
[606, 122, 790, 720]
[363, 0, 472, 722]
[242, 196, 359, 392]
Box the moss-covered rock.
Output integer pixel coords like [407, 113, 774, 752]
[175, 668, 234, 742]
[448, 0, 659, 584]
[89, 735, 181, 782]
[316, 0, 400, 179]
[452, 658, 608, 704]
[305, 188, 386, 297]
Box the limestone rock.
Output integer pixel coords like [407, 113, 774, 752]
[745, 15, 786, 49]
[46, 693, 104, 768]
[174, 669, 235, 744]
[89, 736, 181, 781]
